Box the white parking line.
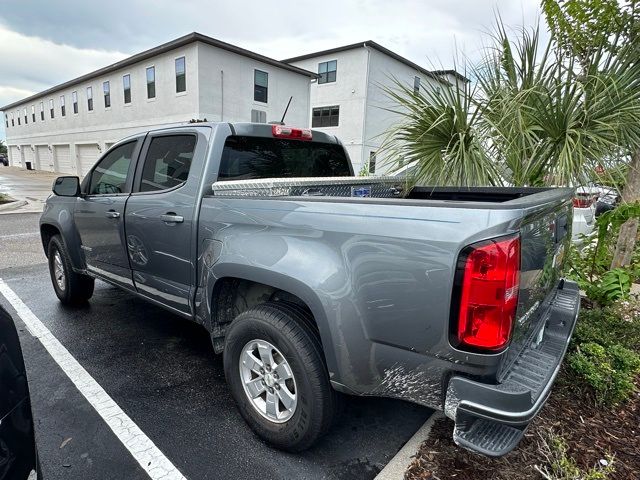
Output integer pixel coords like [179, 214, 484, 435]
[0, 279, 187, 480]
[0, 232, 39, 239]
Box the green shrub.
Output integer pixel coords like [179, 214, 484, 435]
[584, 268, 632, 305]
[569, 342, 640, 405]
[573, 301, 640, 352]
[565, 203, 640, 306]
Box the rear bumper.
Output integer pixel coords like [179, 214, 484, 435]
[444, 280, 580, 456]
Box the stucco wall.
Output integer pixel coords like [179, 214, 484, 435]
[197, 42, 311, 127]
[289, 48, 369, 172]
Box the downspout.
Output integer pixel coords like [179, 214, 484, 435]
[361, 43, 371, 172]
[220, 70, 224, 121]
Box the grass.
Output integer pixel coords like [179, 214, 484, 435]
[0, 193, 14, 205]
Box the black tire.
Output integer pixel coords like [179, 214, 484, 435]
[47, 234, 94, 305]
[223, 302, 339, 452]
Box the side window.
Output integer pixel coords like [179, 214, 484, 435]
[139, 135, 196, 192]
[88, 142, 136, 195]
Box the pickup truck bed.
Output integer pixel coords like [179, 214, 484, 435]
[40, 122, 579, 455]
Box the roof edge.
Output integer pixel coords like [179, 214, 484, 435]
[283, 40, 469, 85]
[1, 32, 317, 111]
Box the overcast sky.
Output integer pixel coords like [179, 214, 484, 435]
[0, 0, 544, 142]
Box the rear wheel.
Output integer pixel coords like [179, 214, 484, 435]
[223, 302, 339, 451]
[47, 235, 94, 305]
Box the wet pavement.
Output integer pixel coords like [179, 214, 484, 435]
[0, 212, 433, 480]
[0, 166, 58, 213]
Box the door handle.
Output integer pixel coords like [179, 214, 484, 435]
[105, 210, 120, 219]
[160, 213, 184, 224]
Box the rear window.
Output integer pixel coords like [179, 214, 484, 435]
[218, 136, 351, 181]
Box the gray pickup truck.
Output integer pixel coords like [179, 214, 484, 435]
[40, 123, 579, 456]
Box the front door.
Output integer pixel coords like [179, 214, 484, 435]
[125, 131, 200, 315]
[74, 140, 140, 289]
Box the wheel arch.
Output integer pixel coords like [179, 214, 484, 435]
[201, 263, 339, 382]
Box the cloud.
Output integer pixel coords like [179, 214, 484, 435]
[0, 0, 545, 141]
[0, 24, 126, 106]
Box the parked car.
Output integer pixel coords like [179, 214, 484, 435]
[572, 187, 597, 240]
[0, 304, 38, 479]
[0, 154, 8, 166]
[40, 123, 579, 457]
[571, 185, 621, 241]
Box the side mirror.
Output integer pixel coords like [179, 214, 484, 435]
[52, 176, 81, 197]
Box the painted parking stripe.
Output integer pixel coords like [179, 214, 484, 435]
[0, 232, 39, 239]
[0, 279, 187, 480]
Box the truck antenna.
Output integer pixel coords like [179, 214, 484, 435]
[280, 96, 293, 125]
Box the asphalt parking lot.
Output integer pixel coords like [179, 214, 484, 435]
[0, 212, 433, 480]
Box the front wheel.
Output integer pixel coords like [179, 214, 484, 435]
[47, 235, 95, 305]
[223, 302, 339, 452]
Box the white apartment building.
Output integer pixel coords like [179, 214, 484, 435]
[284, 41, 468, 174]
[1, 33, 314, 176]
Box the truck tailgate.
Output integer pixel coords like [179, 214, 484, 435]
[499, 192, 573, 381]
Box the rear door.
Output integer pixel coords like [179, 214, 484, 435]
[125, 129, 206, 315]
[74, 140, 142, 289]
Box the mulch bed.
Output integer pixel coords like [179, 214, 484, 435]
[405, 369, 640, 479]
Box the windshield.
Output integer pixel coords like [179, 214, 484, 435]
[218, 135, 352, 181]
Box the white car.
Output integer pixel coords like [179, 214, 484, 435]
[572, 189, 597, 241]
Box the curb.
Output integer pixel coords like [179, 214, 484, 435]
[375, 412, 443, 480]
[0, 199, 28, 212]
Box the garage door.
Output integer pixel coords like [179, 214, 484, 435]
[22, 145, 35, 169]
[9, 146, 21, 167]
[36, 145, 55, 172]
[53, 145, 74, 174]
[77, 144, 101, 177]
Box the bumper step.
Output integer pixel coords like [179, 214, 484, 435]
[454, 416, 525, 457]
[444, 280, 581, 457]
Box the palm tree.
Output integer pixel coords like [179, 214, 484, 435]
[380, 21, 640, 189]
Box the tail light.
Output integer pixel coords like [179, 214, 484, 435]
[453, 235, 520, 351]
[272, 125, 312, 141]
[572, 195, 594, 208]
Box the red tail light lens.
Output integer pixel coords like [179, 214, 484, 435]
[272, 125, 312, 141]
[572, 196, 593, 208]
[455, 236, 520, 351]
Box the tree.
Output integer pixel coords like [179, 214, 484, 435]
[543, 0, 640, 269]
[542, 0, 640, 202]
[0, 140, 6, 155]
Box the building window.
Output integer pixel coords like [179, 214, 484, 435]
[72, 91, 78, 114]
[23, 108, 27, 124]
[40, 102, 44, 121]
[123, 74, 131, 104]
[103, 81, 111, 108]
[146, 66, 156, 99]
[31, 106, 35, 122]
[254, 70, 268, 103]
[10, 113, 14, 127]
[318, 60, 337, 84]
[5, 115, 8, 128]
[175, 57, 186, 93]
[87, 87, 93, 111]
[251, 109, 266, 123]
[311, 105, 339, 127]
[17, 111, 20, 126]
[60, 95, 66, 117]
[414, 76, 421, 94]
[49, 99, 55, 119]
[369, 151, 377, 174]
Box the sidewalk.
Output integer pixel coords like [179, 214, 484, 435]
[0, 166, 59, 214]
